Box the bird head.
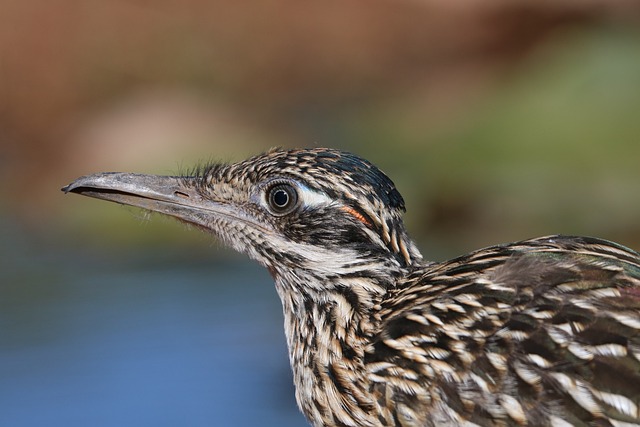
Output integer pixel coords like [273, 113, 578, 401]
[63, 148, 422, 283]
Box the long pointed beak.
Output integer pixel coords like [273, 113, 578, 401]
[62, 172, 197, 209]
[61, 172, 258, 231]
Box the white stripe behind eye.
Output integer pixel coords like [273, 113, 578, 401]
[297, 184, 334, 208]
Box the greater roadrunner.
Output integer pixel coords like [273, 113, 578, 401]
[63, 148, 640, 427]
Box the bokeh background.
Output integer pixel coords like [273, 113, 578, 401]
[2, 1, 640, 426]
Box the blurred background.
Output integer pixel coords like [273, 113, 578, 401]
[1, 1, 640, 426]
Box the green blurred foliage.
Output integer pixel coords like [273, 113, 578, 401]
[346, 27, 640, 256]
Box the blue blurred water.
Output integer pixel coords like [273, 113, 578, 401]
[0, 219, 307, 427]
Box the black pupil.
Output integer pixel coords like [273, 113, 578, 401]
[272, 189, 289, 207]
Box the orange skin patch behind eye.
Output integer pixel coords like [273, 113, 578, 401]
[340, 206, 373, 228]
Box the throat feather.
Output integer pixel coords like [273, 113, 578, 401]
[275, 275, 383, 427]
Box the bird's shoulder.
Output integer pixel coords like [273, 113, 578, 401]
[381, 234, 640, 322]
[365, 235, 640, 426]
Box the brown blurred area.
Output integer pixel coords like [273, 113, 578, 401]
[1, 0, 639, 255]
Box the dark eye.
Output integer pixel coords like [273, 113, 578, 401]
[267, 184, 298, 215]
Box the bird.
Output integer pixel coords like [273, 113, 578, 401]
[62, 147, 640, 427]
